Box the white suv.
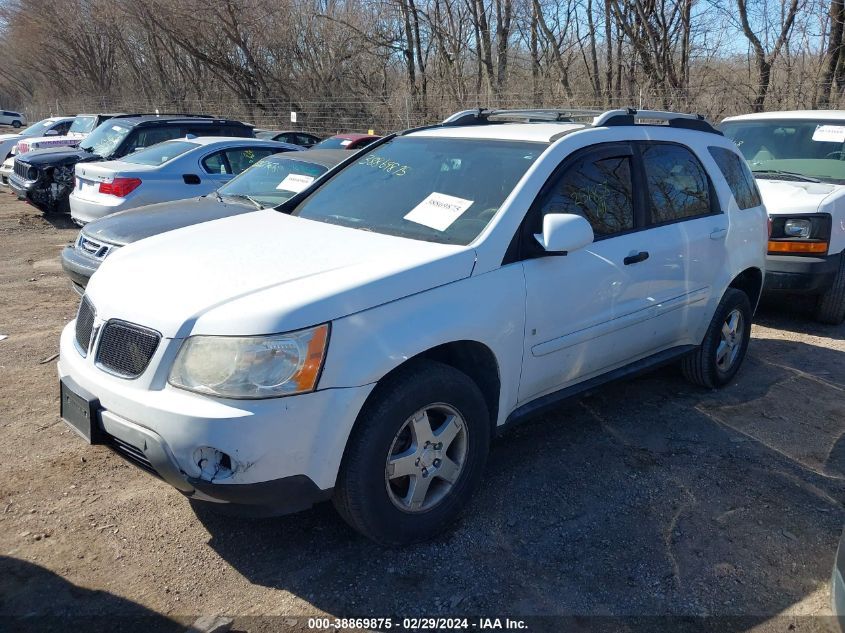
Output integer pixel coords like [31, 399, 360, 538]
[58, 108, 768, 544]
[721, 111, 845, 324]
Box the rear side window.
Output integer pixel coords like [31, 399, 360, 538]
[641, 144, 712, 224]
[708, 146, 762, 210]
[539, 153, 635, 237]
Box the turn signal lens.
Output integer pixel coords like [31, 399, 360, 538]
[99, 177, 142, 197]
[767, 240, 828, 254]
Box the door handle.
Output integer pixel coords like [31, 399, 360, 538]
[623, 251, 649, 265]
[710, 228, 728, 240]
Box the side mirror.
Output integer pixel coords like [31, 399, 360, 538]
[534, 213, 594, 255]
[44, 129, 58, 136]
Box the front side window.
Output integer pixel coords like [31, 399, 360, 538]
[219, 156, 331, 207]
[290, 136, 545, 245]
[53, 120, 73, 135]
[720, 119, 845, 184]
[79, 122, 132, 157]
[708, 146, 762, 210]
[641, 144, 712, 224]
[539, 152, 635, 237]
[68, 116, 97, 135]
[123, 140, 199, 166]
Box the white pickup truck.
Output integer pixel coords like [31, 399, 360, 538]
[721, 111, 845, 324]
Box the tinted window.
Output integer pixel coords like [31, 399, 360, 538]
[642, 144, 712, 223]
[708, 146, 762, 210]
[54, 120, 72, 135]
[202, 151, 228, 174]
[130, 126, 183, 150]
[292, 136, 544, 245]
[540, 153, 634, 237]
[123, 140, 199, 166]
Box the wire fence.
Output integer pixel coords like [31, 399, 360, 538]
[17, 84, 840, 136]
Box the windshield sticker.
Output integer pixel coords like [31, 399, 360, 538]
[404, 192, 473, 231]
[111, 125, 123, 132]
[276, 173, 315, 192]
[358, 154, 410, 176]
[812, 125, 845, 143]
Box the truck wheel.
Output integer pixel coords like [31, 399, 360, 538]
[333, 360, 490, 545]
[815, 253, 845, 325]
[681, 288, 752, 389]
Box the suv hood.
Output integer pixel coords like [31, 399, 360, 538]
[82, 195, 256, 246]
[85, 210, 476, 338]
[17, 147, 96, 167]
[756, 179, 839, 215]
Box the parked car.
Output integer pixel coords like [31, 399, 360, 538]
[57, 108, 767, 544]
[0, 110, 26, 128]
[13, 113, 125, 156]
[61, 149, 348, 293]
[720, 110, 845, 324]
[313, 133, 381, 150]
[256, 129, 321, 147]
[0, 116, 76, 185]
[10, 115, 253, 214]
[69, 137, 301, 225]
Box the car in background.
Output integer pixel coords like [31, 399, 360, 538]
[61, 149, 347, 292]
[0, 116, 76, 185]
[256, 129, 321, 147]
[13, 113, 126, 155]
[313, 133, 381, 150]
[69, 137, 300, 225]
[0, 110, 26, 128]
[721, 110, 845, 324]
[10, 115, 253, 214]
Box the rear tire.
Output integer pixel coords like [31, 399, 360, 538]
[11, 120, 21, 129]
[333, 360, 490, 545]
[682, 288, 752, 389]
[815, 253, 845, 325]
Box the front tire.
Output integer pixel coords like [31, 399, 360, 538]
[333, 360, 490, 545]
[682, 288, 752, 389]
[815, 253, 845, 325]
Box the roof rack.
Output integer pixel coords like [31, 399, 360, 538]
[442, 108, 603, 126]
[439, 106, 721, 135]
[592, 108, 721, 134]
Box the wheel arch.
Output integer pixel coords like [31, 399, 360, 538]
[728, 266, 764, 310]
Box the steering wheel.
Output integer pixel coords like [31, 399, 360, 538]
[825, 150, 845, 160]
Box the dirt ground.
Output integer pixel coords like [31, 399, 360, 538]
[1, 192, 844, 633]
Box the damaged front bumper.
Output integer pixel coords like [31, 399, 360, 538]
[57, 320, 374, 516]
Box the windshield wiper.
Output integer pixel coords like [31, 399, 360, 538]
[227, 194, 264, 209]
[751, 169, 821, 183]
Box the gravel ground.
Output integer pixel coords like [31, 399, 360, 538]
[1, 193, 844, 633]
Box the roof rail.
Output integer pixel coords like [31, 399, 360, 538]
[592, 108, 721, 134]
[441, 108, 603, 126]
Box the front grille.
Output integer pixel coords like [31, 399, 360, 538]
[75, 296, 96, 355]
[77, 234, 113, 260]
[95, 320, 160, 378]
[13, 160, 31, 180]
[107, 435, 160, 478]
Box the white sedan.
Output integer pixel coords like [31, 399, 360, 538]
[69, 136, 301, 225]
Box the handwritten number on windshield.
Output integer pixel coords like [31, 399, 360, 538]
[358, 155, 410, 176]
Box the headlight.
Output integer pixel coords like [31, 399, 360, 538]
[784, 218, 811, 238]
[168, 324, 329, 399]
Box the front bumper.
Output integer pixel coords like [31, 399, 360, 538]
[763, 252, 842, 294]
[8, 171, 36, 198]
[60, 245, 99, 292]
[0, 164, 12, 187]
[57, 321, 373, 513]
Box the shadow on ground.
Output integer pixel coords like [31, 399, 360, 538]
[0, 556, 184, 632]
[187, 337, 845, 631]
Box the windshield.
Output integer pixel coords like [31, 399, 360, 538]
[720, 119, 845, 184]
[20, 119, 58, 137]
[79, 122, 131, 157]
[290, 136, 545, 245]
[68, 115, 97, 135]
[123, 140, 198, 166]
[219, 156, 331, 207]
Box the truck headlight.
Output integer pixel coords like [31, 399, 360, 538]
[784, 218, 811, 238]
[168, 324, 329, 399]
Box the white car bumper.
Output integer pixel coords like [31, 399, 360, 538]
[57, 320, 373, 512]
[69, 190, 135, 225]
